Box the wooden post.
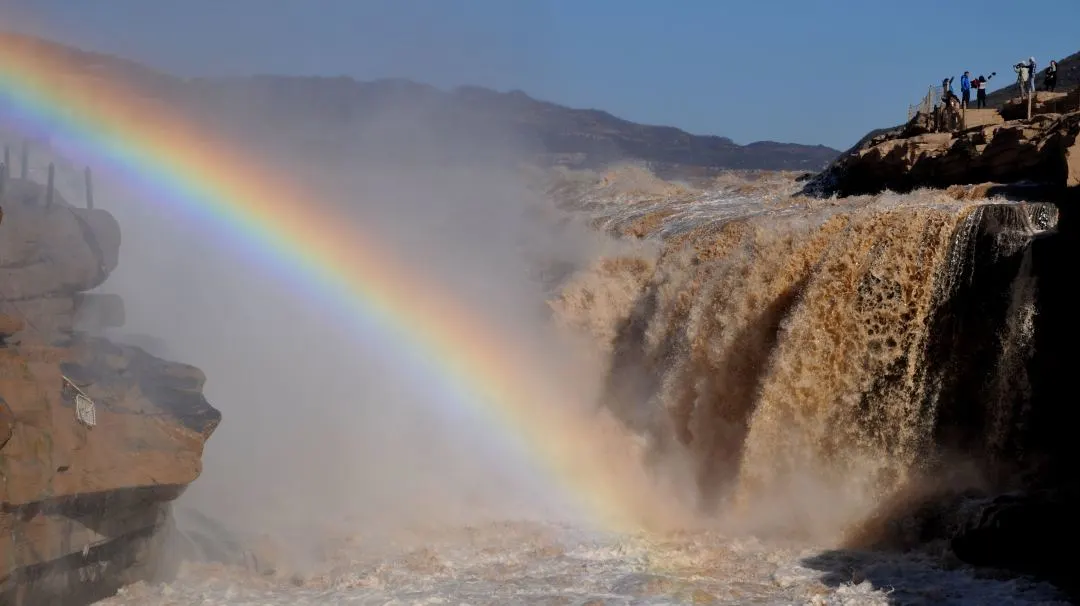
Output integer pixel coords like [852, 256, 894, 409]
[1027, 90, 1033, 120]
[46, 162, 54, 208]
[84, 167, 94, 209]
[20, 140, 28, 180]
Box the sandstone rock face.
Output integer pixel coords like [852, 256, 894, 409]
[999, 90, 1080, 121]
[1066, 130, 1080, 187]
[810, 111, 1080, 197]
[0, 177, 221, 605]
[0, 180, 120, 303]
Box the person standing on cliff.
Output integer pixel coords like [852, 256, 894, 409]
[1015, 62, 1030, 99]
[937, 77, 960, 131]
[1027, 57, 1038, 95]
[960, 72, 972, 108]
[942, 77, 955, 104]
[1044, 61, 1059, 92]
[976, 73, 995, 108]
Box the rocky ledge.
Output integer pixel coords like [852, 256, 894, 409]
[0, 176, 221, 605]
[807, 105, 1080, 197]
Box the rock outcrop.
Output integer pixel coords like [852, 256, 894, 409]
[808, 109, 1080, 197]
[0, 176, 221, 604]
[998, 90, 1080, 121]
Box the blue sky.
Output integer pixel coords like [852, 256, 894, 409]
[2, 0, 1078, 149]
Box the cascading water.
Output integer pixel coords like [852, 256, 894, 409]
[98, 167, 1070, 605]
[551, 168, 1060, 541]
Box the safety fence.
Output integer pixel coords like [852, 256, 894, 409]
[0, 138, 96, 209]
[908, 85, 944, 121]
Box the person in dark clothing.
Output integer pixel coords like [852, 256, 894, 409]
[976, 72, 995, 109]
[1045, 61, 1059, 92]
[937, 77, 961, 131]
[960, 71, 972, 108]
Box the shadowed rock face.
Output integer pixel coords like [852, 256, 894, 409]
[0, 178, 220, 605]
[60, 337, 219, 436]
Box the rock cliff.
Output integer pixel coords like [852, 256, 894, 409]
[807, 109, 1080, 197]
[0, 175, 221, 605]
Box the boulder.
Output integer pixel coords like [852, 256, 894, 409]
[999, 91, 1077, 121]
[0, 196, 120, 302]
[951, 490, 1080, 596]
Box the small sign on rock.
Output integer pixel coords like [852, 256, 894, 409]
[75, 393, 96, 427]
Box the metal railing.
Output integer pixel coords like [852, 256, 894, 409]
[0, 138, 96, 209]
[908, 85, 944, 120]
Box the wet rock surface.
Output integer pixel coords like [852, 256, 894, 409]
[0, 177, 220, 605]
[951, 490, 1080, 591]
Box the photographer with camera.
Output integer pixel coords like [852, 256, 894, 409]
[1014, 61, 1031, 99]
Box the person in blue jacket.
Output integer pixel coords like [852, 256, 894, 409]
[960, 72, 972, 108]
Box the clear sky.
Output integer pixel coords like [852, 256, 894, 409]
[2, 0, 1077, 149]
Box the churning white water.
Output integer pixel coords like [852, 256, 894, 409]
[98, 521, 1065, 605]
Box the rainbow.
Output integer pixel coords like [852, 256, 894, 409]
[0, 35, 671, 533]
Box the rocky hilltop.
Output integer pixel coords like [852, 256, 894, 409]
[808, 97, 1080, 198]
[181, 77, 840, 174]
[0, 174, 221, 604]
[0, 32, 839, 174]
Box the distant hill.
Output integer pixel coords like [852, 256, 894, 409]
[985, 50, 1080, 108]
[0, 32, 839, 173]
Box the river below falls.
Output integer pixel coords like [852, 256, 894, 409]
[96, 521, 1067, 605]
